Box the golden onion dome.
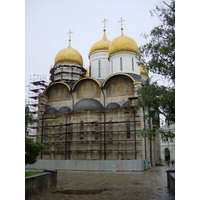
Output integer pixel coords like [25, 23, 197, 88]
[54, 42, 83, 66]
[109, 31, 139, 57]
[89, 31, 111, 57]
[85, 66, 90, 77]
[140, 65, 149, 76]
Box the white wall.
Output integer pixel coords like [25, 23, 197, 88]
[110, 53, 140, 75]
[160, 124, 175, 161]
[90, 51, 110, 79]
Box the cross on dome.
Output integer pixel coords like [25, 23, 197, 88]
[67, 29, 73, 46]
[118, 18, 125, 36]
[102, 18, 108, 31]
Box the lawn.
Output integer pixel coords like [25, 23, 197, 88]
[25, 171, 43, 177]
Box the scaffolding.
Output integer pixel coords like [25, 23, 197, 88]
[37, 110, 143, 160]
[28, 74, 49, 117]
[27, 74, 49, 140]
[50, 65, 87, 83]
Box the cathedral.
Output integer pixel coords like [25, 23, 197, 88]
[36, 19, 160, 169]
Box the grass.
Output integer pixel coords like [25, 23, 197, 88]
[25, 171, 43, 177]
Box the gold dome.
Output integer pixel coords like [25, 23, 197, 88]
[54, 43, 83, 66]
[109, 34, 139, 57]
[85, 66, 90, 77]
[140, 65, 149, 76]
[89, 31, 111, 57]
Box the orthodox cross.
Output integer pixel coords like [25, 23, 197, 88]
[118, 18, 125, 35]
[102, 18, 108, 31]
[67, 29, 73, 43]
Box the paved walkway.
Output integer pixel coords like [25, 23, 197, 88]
[26, 165, 175, 200]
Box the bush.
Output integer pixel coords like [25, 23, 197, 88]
[25, 137, 44, 165]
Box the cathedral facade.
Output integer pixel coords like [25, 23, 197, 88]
[36, 20, 160, 166]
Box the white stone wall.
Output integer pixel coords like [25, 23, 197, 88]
[109, 53, 140, 75]
[160, 124, 175, 161]
[90, 51, 110, 79]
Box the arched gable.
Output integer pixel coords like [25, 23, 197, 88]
[72, 77, 101, 100]
[44, 82, 71, 102]
[102, 72, 138, 88]
[72, 77, 101, 90]
[102, 73, 136, 97]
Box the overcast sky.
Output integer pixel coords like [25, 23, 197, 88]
[25, 0, 172, 100]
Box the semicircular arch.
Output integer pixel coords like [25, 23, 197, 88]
[74, 98, 104, 111]
[44, 82, 71, 102]
[103, 73, 138, 98]
[72, 77, 101, 91]
[102, 72, 136, 88]
[44, 82, 71, 94]
[72, 77, 102, 100]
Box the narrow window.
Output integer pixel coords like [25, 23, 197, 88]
[71, 68, 73, 80]
[126, 120, 130, 138]
[89, 65, 91, 77]
[71, 123, 73, 140]
[109, 121, 113, 139]
[120, 57, 122, 71]
[95, 121, 98, 139]
[61, 68, 63, 80]
[59, 123, 63, 140]
[45, 124, 48, 141]
[80, 121, 84, 139]
[132, 58, 134, 71]
[111, 61, 113, 74]
[98, 60, 101, 78]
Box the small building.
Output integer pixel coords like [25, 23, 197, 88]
[160, 124, 175, 162]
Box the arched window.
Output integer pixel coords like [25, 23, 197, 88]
[111, 61, 113, 73]
[71, 68, 73, 80]
[98, 60, 101, 78]
[59, 123, 63, 140]
[71, 122, 73, 140]
[80, 121, 84, 139]
[89, 65, 91, 77]
[45, 124, 48, 141]
[120, 57, 123, 71]
[132, 58, 134, 71]
[95, 121, 98, 139]
[126, 119, 130, 138]
[109, 121, 113, 139]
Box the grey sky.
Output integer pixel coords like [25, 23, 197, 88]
[25, 0, 171, 100]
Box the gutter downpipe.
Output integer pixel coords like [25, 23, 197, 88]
[41, 114, 43, 159]
[134, 108, 137, 159]
[70, 90, 74, 111]
[143, 107, 147, 159]
[148, 108, 152, 166]
[101, 88, 106, 160]
[65, 113, 68, 160]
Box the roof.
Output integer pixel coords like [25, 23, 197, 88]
[44, 106, 71, 114]
[106, 102, 121, 110]
[74, 98, 104, 111]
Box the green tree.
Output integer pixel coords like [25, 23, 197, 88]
[139, 0, 175, 82]
[25, 105, 44, 165]
[25, 105, 34, 134]
[136, 0, 175, 141]
[25, 137, 44, 165]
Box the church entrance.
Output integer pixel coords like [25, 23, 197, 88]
[164, 148, 170, 161]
